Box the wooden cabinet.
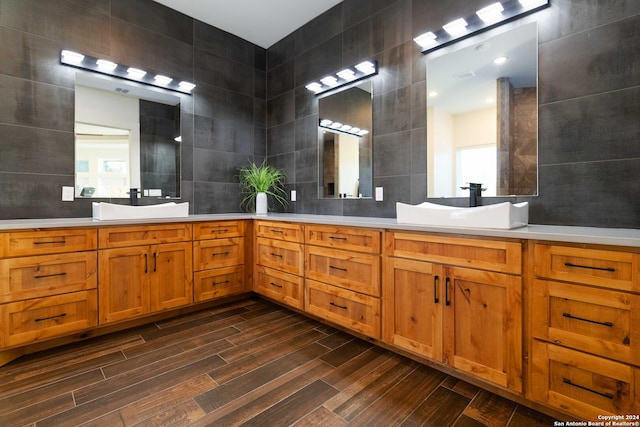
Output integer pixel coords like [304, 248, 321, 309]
[0, 228, 98, 348]
[384, 231, 523, 392]
[98, 224, 192, 324]
[193, 221, 247, 302]
[529, 242, 640, 418]
[254, 221, 304, 309]
[304, 226, 382, 338]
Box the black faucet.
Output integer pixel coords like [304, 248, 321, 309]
[128, 188, 140, 206]
[460, 183, 485, 207]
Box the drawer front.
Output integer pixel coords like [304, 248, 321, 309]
[0, 252, 97, 303]
[0, 290, 98, 347]
[534, 244, 638, 292]
[532, 279, 639, 366]
[254, 266, 304, 309]
[255, 221, 304, 243]
[193, 221, 244, 240]
[305, 246, 380, 296]
[305, 225, 381, 254]
[305, 279, 380, 339]
[98, 224, 192, 248]
[194, 266, 245, 302]
[1, 229, 97, 257]
[386, 232, 521, 275]
[256, 237, 304, 276]
[530, 341, 639, 419]
[194, 238, 244, 271]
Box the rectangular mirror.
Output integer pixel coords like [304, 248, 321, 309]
[318, 81, 373, 199]
[427, 21, 538, 198]
[74, 72, 181, 199]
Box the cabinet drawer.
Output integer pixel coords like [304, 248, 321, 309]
[534, 244, 638, 292]
[305, 246, 380, 296]
[98, 224, 191, 248]
[256, 237, 304, 276]
[386, 232, 521, 275]
[1, 229, 97, 257]
[530, 340, 639, 419]
[0, 290, 98, 347]
[305, 225, 381, 254]
[305, 279, 380, 339]
[255, 221, 303, 243]
[194, 266, 245, 302]
[193, 221, 244, 240]
[194, 238, 244, 271]
[0, 252, 97, 303]
[532, 279, 639, 366]
[254, 266, 303, 309]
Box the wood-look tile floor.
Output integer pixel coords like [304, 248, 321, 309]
[0, 298, 557, 427]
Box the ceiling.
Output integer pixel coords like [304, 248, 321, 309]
[153, 0, 343, 49]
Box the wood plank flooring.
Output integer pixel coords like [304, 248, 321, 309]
[0, 298, 557, 426]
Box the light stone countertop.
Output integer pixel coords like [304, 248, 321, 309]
[0, 213, 638, 248]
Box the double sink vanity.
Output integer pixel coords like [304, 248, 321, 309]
[0, 210, 638, 421]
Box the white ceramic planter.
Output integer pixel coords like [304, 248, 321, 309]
[256, 192, 267, 215]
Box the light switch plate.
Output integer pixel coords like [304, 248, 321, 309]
[291, 190, 297, 202]
[62, 186, 74, 201]
[375, 187, 383, 201]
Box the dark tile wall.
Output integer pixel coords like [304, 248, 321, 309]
[0, 0, 266, 218]
[266, 0, 640, 228]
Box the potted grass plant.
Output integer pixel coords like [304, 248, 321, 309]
[238, 160, 288, 214]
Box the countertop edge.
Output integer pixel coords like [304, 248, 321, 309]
[0, 213, 638, 248]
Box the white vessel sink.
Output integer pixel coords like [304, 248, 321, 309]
[92, 202, 189, 220]
[396, 201, 529, 229]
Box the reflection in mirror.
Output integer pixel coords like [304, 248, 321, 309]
[74, 73, 181, 199]
[427, 21, 538, 198]
[318, 82, 373, 199]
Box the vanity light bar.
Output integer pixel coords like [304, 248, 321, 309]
[305, 60, 378, 96]
[59, 50, 196, 94]
[413, 0, 549, 54]
[319, 119, 369, 137]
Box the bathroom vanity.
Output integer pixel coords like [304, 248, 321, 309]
[0, 214, 638, 420]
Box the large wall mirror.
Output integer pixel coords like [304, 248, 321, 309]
[318, 82, 373, 199]
[74, 72, 182, 199]
[427, 21, 538, 198]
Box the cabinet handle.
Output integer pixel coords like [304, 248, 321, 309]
[34, 272, 67, 279]
[562, 312, 613, 327]
[329, 265, 347, 272]
[445, 278, 451, 306]
[330, 302, 348, 310]
[34, 240, 66, 245]
[434, 275, 439, 303]
[269, 282, 283, 289]
[270, 252, 283, 258]
[213, 280, 230, 286]
[564, 262, 615, 273]
[329, 236, 347, 241]
[269, 229, 284, 234]
[35, 313, 67, 322]
[562, 378, 614, 399]
[144, 254, 148, 273]
[210, 229, 229, 233]
[153, 252, 157, 272]
[212, 251, 230, 256]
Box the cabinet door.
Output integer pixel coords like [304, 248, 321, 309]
[98, 247, 149, 324]
[150, 243, 193, 312]
[444, 266, 522, 392]
[382, 257, 443, 361]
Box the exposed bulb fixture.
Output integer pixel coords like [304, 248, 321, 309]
[355, 61, 376, 74]
[336, 69, 356, 81]
[320, 76, 339, 87]
[154, 75, 172, 85]
[178, 81, 196, 92]
[96, 59, 118, 71]
[305, 82, 323, 93]
[127, 67, 147, 79]
[413, 32, 437, 48]
[319, 119, 370, 137]
[61, 50, 84, 64]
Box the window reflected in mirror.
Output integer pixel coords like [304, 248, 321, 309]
[427, 21, 538, 198]
[318, 82, 373, 199]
